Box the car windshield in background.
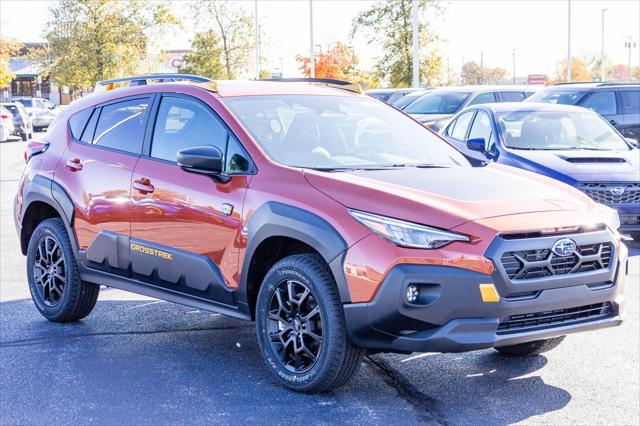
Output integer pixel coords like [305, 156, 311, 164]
[1, 104, 19, 115]
[403, 92, 471, 114]
[498, 110, 630, 151]
[224, 95, 470, 169]
[15, 99, 32, 108]
[526, 90, 585, 105]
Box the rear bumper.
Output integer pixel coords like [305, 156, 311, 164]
[344, 242, 627, 354]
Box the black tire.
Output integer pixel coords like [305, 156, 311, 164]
[26, 218, 99, 322]
[495, 336, 565, 356]
[255, 253, 364, 392]
[20, 132, 28, 141]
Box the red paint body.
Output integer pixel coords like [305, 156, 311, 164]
[15, 81, 620, 304]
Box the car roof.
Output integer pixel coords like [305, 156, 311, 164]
[541, 82, 640, 91]
[476, 102, 591, 113]
[427, 85, 536, 94]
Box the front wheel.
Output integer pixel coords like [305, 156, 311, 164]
[26, 218, 100, 322]
[255, 254, 363, 392]
[495, 336, 565, 357]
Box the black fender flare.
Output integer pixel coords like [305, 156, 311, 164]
[239, 201, 351, 305]
[19, 175, 78, 256]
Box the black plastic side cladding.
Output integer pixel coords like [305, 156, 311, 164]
[239, 202, 351, 305]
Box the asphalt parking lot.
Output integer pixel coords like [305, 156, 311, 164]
[1, 133, 638, 425]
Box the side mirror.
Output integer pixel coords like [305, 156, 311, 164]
[625, 137, 638, 147]
[466, 138, 486, 153]
[177, 145, 229, 183]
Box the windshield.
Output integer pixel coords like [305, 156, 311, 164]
[404, 92, 471, 114]
[497, 110, 630, 151]
[526, 90, 585, 105]
[15, 99, 32, 108]
[1, 104, 19, 115]
[224, 95, 470, 169]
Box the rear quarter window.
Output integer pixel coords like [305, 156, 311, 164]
[68, 108, 94, 139]
[619, 90, 640, 115]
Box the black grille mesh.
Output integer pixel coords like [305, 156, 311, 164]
[497, 303, 612, 334]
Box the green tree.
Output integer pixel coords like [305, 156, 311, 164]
[41, 0, 177, 89]
[180, 30, 225, 79]
[0, 38, 22, 88]
[351, 0, 442, 87]
[193, 0, 254, 79]
[460, 61, 508, 85]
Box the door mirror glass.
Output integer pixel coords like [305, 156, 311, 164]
[177, 145, 229, 182]
[466, 138, 486, 152]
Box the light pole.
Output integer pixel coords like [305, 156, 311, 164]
[411, 0, 419, 88]
[309, 0, 315, 78]
[512, 49, 516, 85]
[254, 0, 260, 80]
[601, 8, 607, 82]
[279, 57, 284, 78]
[566, 0, 572, 82]
[625, 37, 637, 80]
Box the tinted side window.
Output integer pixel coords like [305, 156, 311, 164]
[450, 111, 475, 140]
[68, 108, 93, 139]
[80, 108, 99, 143]
[467, 92, 497, 106]
[581, 91, 617, 116]
[93, 98, 149, 153]
[468, 111, 493, 146]
[499, 91, 526, 102]
[620, 90, 640, 115]
[151, 96, 227, 162]
[226, 135, 252, 173]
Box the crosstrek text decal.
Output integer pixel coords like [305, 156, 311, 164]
[130, 243, 173, 261]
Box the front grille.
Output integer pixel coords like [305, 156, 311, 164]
[500, 242, 613, 280]
[577, 182, 640, 205]
[621, 215, 640, 226]
[497, 302, 612, 334]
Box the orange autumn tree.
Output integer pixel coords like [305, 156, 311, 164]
[296, 42, 356, 80]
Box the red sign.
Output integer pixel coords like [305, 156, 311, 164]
[527, 74, 547, 85]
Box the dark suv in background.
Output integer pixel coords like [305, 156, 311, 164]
[526, 82, 640, 143]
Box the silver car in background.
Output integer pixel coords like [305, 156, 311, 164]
[0, 106, 15, 142]
[11, 97, 58, 131]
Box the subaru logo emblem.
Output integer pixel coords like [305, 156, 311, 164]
[552, 238, 577, 257]
[610, 186, 625, 196]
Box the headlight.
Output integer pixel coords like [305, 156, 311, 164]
[349, 209, 470, 249]
[595, 203, 620, 231]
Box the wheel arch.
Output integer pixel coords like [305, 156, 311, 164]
[19, 175, 76, 256]
[240, 202, 351, 318]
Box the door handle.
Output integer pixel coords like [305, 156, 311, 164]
[133, 178, 155, 194]
[609, 119, 617, 126]
[65, 158, 83, 171]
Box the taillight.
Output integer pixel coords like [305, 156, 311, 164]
[24, 141, 49, 163]
[0, 114, 9, 119]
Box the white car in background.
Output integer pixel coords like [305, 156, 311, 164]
[11, 97, 58, 131]
[0, 105, 15, 142]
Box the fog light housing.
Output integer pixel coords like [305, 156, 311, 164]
[406, 285, 420, 303]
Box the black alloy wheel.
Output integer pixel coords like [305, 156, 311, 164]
[33, 235, 66, 306]
[266, 279, 323, 373]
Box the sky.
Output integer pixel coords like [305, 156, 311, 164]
[1, 0, 639, 81]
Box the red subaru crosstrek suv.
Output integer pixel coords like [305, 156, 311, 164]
[15, 75, 627, 392]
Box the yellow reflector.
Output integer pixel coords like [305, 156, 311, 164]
[479, 284, 500, 303]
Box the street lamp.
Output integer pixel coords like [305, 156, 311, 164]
[601, 8, 607, 82]
[512, 49, 516, 85]
[309, 0, 315, 78]
[625, 37, 637, 81]
[566, 0, 572, 82]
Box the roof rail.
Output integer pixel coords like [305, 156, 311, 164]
[554, 80, 639, 87]
[260, 77, 363, 94]
[94, 74, 212, 92]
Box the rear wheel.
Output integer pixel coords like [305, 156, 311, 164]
[255, 254, 363, 392]
[495, 336, 565, 356]
[20, 132, 28, 141]
[26, 218, 99, 322]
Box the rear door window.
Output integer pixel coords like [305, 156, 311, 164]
[581, 91, 617, 116]
[450, 111, 475, 140]
[499, 91, 526, 102]
[619, 90, 640, 115]
[467, 92, 497, 106]
[93, 98, 150, 154]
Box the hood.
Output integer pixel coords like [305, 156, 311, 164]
[304, 164, 595, 230]
[507, 148, 640, 181]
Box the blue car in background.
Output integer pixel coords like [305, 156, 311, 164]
[441, 102, 640, 239]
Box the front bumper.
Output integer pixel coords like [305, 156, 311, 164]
[344, 233, 628, 354]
